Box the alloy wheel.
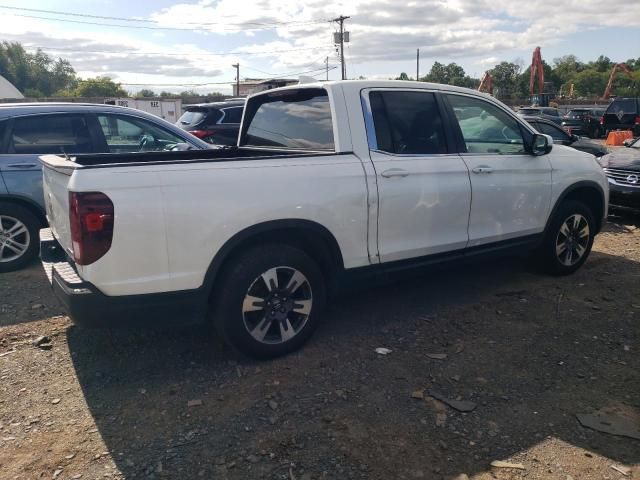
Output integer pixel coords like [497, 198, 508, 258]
[0, 215, 30, 263]
[242, 266, 313, 345]
[555, 214, 590, 267]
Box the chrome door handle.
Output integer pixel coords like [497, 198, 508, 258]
[381, 168, 410, 178]
[472, 166, 493, 174]
[7, 163, 38, 169]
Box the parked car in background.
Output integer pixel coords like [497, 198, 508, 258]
[601, 98, 640, 136]
[0, 103, 209, 272]
[561, 107, 606, 138]
[517, 106, 563, 125]
[598, 136, 640, 211]
[523, 116, 608, 157]
[176, 99, 245, 146]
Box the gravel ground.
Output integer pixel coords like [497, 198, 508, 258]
[0, 213, 639, 480]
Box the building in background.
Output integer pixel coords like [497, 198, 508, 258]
[0, 75, 24, 99]
[103, 98, 183, 123]
[233, 78, 298, 97]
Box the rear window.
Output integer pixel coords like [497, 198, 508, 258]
[567, 109, 588, 115]
[541, 108, 559, 116]
[606, 99, 638, 115]
[241, 88, 334, 150]
[519, 108, 540, 115]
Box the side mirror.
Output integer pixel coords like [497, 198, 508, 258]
[531, 133, 552, 156]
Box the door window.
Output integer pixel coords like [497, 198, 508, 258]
[0, 120, 6, 153]
[448, 95, 526, 154]
[97, 114, 185, 153]
[368, 90, 447, 154]
[536, 122, 571, 142]
[9, 115, 93, 154]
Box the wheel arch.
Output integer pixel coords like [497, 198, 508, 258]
[0, 194, 47, 227]
[546, 181, 606, 234]
[203, 219, 345, 299]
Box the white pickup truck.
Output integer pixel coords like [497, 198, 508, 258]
[39, 80, 608, 358]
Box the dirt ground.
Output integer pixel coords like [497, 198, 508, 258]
[1, 212, 639, 480]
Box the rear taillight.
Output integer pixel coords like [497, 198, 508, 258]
[635, 116, 640, 125]
[567, 127, 573, 135]
[189, 129, 216, 139]
[69, 192, 114, 265]
[599, 116, 604, 125]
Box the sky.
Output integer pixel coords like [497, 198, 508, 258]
[0, 0, 639, 95]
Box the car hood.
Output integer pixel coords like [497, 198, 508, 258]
[598, 147, 640, 170]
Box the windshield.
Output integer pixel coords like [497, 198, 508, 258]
[631, 138, 640, 149]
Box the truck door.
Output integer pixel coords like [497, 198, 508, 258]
[363, 89, 472, 263]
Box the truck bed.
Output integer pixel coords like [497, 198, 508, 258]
[57, 146, 339, 167]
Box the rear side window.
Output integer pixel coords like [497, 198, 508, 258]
[448, 94, 526, 154]
[9, 115, 93, 154]
[242, 88, 334, 150]
[368, 90, 447, 154]
[221, 106, 243, 124]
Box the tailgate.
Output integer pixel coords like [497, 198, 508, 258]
[39, 154, 78, 255]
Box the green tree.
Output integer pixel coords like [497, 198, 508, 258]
[490, 61, 521, 99]
[136, 88, 156, 97]
[0, 41, 77, 96]
[72, 76, 127, 97]
[395, 72, 411, 81]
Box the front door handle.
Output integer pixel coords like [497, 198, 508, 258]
[471, 166, 493, 174]
[381, 168, 410, 178]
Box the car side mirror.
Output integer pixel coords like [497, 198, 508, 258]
[531, 133, 552, 156]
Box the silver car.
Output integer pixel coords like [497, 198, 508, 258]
[0, 103, 210, 271]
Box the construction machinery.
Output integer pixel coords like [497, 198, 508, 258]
[529, 46, 555, 107]
[478, 71, 493, 95]
[601, 63, 635, 99]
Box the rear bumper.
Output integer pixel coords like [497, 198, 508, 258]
[40, 229, 207, 328]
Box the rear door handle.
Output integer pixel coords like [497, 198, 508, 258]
[471, 166, 493, 174]
[381, 168, 410, 178]
[7, 163, 39, 169]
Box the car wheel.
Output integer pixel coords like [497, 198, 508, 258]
[0, 203, 40, 273]
[212, 244, 326, 359]
[538, 200, 595, 276]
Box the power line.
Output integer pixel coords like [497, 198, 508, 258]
[0, 6, 331, 30]
[21, 44, 328, 57]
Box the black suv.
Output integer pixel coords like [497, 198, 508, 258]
[176, 99, 245, 146]
[601, 98, 640, 136]
[561, 107, 605, 138]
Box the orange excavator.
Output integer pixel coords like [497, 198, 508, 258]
[478, 71, 493, 94]
[601, 63, 634, 99]
[529, 46, 555, 106]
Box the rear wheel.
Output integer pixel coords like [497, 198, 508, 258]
[538, 200, 595, 275]
[212, 244, 326, 359]
[0, 203, 40, 273]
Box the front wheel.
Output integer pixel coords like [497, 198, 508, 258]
[212, 244, 326, 359]
[538, 200, 595, 275]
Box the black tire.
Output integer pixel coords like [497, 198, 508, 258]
[212, 244, 326, 359]
[538, 200, 595, 276]
[0, 202, 40, 273]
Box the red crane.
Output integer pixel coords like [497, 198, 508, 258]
[529, 46, 544, 95]
[478, 71, 493, 95]
[601, 63, 634, 99]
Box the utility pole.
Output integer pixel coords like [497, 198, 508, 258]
[332, 15, 350, 80]
[232, 63, 239, 96]
[325, 56, 329, 81]
[416, 48, 420, 81]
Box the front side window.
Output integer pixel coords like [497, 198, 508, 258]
[242, 88, 334, 150]
[0, 120, 6, 153]
[368, 90, 447, 155]
[97, 114, 185, 153]
[448, 95, 526, 154]
[9, 115, 93, 155]
[537, 122, 570, 142]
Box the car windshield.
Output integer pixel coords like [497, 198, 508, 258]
[631, 138, 640, 149]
